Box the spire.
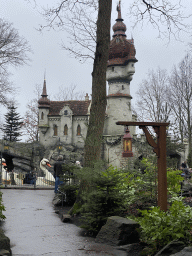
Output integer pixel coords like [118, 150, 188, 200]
[42, 78, 48, 97]
[117, 0, 122, 21]
[112, 0, 126, 37]
[38, 75, 50, 108]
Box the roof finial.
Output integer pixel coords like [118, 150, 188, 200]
[44, 69, 46, 80]
[117, 0, 122, 20]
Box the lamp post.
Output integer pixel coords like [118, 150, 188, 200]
[57, 137, 62, 155]
[122, 126, 133, 157]
[117, 121, 169, 211]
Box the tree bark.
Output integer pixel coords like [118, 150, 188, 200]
[84, 0, 112, 167]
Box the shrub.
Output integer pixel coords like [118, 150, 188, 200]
[132, 201, 192, 255]
[0, 192, 5, 220]
[77, 161, 130, 234]
[59, 164, 79, 205]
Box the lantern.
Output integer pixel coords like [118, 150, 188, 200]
[122, 126, 133, 157]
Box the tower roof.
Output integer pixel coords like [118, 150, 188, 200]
[108, 1, 138, 67]
[112, 1, 126, 37]
[38, 79, 50, 108]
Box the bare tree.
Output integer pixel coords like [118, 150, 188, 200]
[0, 71, 13, 106]
[169, 54, 192, 148]
[129, 0, 191, 41]
[22, 84, 41, 142]
[0, 18, 32, 71]
[38, 0, 97, 61]
[136, 68, 172, 122]
[54, 84, 85, 101]
[0, 18, 32, 107]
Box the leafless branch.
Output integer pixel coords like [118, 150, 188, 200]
[0, 18, 32, 69]
[129, 0, 191, 41]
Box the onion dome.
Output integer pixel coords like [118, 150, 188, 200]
[38, 79, 50, 108]
[108, 1, 138, 67]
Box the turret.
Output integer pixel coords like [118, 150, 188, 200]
[38, 78, 50, 135]
[104, 0, 138, 136]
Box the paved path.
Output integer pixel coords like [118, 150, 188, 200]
[1, 189, 126, 256]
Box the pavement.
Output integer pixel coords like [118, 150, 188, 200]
[1, 189, 127, 256]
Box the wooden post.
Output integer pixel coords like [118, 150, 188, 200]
[116, 121, 169, 211]
[156, 125, 167, 211]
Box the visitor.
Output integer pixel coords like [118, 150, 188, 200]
[181, 161, 187, 169]
[54, 156, 63, 193]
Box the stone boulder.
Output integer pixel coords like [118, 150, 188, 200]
[52, 196, 62, 206]
[95, 216, 140, 246]
[171, 246, 192, 256]
[154, 240, 185, 256]
[0, 228, 11, 255]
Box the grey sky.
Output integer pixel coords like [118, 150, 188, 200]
[0, 0, 192, 141]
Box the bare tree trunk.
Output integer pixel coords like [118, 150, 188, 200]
[83, 0, 112, 167]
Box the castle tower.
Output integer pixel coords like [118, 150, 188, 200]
[104, 0, 137, 136]
[103, 1, 138, 168]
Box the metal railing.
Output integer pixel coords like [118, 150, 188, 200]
[0, 170, 55, 189]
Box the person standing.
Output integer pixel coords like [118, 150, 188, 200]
[54, 156, 63, 193]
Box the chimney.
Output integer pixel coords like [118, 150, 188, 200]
[85, 93, 89, 101]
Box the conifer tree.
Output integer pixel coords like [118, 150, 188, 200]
[3, 104, 23, 141]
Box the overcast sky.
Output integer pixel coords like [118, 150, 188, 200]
[0, 0, 192, 141]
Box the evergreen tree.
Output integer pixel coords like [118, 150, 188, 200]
[3, 104, 23, 141]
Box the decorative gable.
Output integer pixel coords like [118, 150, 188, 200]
[59, 105, 73, 116]
[48, 100, 91, 116]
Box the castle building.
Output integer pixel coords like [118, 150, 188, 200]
[38, 1, 137, 168]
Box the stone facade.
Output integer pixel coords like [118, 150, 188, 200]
[38, 83, 91, 149]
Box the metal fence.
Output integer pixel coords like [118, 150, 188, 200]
[0, 170, 55, 189]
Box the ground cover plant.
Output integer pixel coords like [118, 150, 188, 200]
[131, 201, 192, 255]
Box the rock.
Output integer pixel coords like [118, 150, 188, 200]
[0, 249, 11, 256]
[52, 196, 62, 206]
[0, 229, 11, 255]
[95, 216, 140, 246]
[61, 214, 71, 223]
[154, 240, 185, 256]
[171, 246, 192, 256]
[116, 243, 145, 256]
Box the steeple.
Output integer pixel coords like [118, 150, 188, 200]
[112, 0, 126, 37]
[42, 78, 48, 97]
[38, 76, 50, 108]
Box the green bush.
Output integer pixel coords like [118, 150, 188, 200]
[125, 158, 158, 216]
[77, 162, 129, 234]
[132, 201, 192, 255]
[58, 164, 80, 205]
[0, 192, 6, 220]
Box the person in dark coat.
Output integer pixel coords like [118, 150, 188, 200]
[54, 156, 63, 193]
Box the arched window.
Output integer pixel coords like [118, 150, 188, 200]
[64, 125, 68, 135]
[53, 125, 58, 136]
[77, 124, 81, 136]
[64, 110, 68, 115]
[41, 112, 44, 120]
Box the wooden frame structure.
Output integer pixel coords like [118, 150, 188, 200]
[116, 121, 169, 211]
